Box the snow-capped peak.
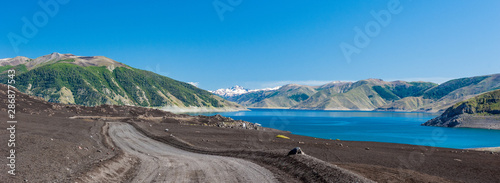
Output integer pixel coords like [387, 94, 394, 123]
[211, 86, 249, 97]
[211, 85, 281, 98]
[248, 86, 281, 92]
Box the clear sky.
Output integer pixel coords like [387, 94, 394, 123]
[1, 0, 499, 90]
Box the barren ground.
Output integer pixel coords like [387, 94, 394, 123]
[105, 122, 276, 183]
[1, 84, 499, 182]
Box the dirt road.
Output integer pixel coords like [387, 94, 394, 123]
[108, 122, 277, 183]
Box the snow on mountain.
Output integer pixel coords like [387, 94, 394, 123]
[211, 85, 281, 98]
[211, 86, 249, 97]
[248, 86, 281, 92]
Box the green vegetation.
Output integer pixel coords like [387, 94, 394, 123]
[389, 82, 437, 98]
[372, 86, 400, 101]
[0, 65, 14, 73]
[289, 93, 309, 102]
[266, 91, 279, 98]
[231, 91, 266, 103]
[0, 64, 28, 85]
[3, 63, 222, 107]
[113, 67, 221, 107]
[229, 85, 318, 108]
[0, 64, 27, 74]
[423, 76, 489, 100]
[491, 85, 500, 91]
[56, 58, 76, 63]
[30, 58, 76, 70]
[450, 89, 500, 115]
[14, 63, 109, 105]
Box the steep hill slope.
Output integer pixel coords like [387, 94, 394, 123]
[294, 79, 436, 110]
[228, 84, 317, 108]
[419, 74, 500, 111]
[422, 89, 500, 129]
[378, 74, 500, 112]
[0, 53, 242, 111]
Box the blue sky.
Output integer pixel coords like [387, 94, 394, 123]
[1, 0, 499, 90]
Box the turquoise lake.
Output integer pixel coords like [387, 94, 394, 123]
[189, 109, 500, 149]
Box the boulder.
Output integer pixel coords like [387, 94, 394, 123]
[287, 147, 305, 156]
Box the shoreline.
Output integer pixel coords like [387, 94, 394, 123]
[247, 107, 442, 114]
[285, 132, 500, 150]
[468, 147, 500, 152]
[154, 105, 249, 113]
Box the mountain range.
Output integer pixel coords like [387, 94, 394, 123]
[3, 53, 499, 114]
[210, 85, 281, 98]
[0, 53, 243, 112]
[215, 75, 500, 113]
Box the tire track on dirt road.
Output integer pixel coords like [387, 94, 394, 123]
[107, 122, 277, 183]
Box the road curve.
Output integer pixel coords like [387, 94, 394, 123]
[108, 122, 277, 183]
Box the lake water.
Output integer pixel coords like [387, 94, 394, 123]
[188, 109, 500, 149]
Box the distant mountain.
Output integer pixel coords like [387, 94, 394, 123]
[422, 89, 500, 129]
[0, 56, 30, 66]
[224, 74, 500, 112]
[377, 74, 500, 112]
[0, 53, 243, 111]
[226, 79, 437, 110]
[211, 86, 249, 98]
[210, 85, 280, 98]
[294, 79, 438, 110]
[227, 84, 317, 108]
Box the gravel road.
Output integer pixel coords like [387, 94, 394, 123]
[108, 122, 277, 183]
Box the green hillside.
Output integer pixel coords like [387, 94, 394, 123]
[0, 54, 240, 110]
[229, 84, 317, 108]
[294, 79, 435, 110]
[423, 76, 490, 100]
[389, 82, 438, 98]
[422, 89, 500, 129]
[372, 86, 400, 101]
[447, 89, 500, 116]
[0, 64, 27, 74]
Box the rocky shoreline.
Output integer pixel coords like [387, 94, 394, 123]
[423, 114, 500, 130]
[422, 89, 500, 130]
